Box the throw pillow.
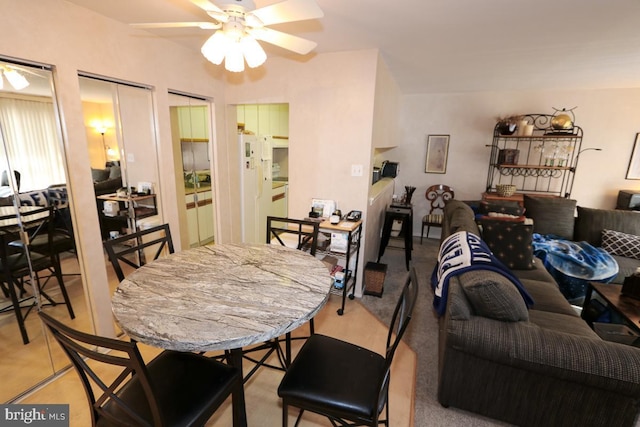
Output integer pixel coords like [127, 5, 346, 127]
[478, 218, 535, 270]
[458, 270, 529, 322]
[523, 195, 576, 239]
[602, 229, 640, 260]
[479, 200, 525, 217]
[108, 165, 122, 179]
[91, 168, 110, 183]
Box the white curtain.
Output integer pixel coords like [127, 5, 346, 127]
[0, 97, 65, 192]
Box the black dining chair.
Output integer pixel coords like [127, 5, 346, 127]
[0, 205, 75, 344]
[9, 197, 77, 288]
[278, 267, 419, 427]
[39, 311, 245, 427]
[102, 223, 174, 282]
[241, 217, 321, 381]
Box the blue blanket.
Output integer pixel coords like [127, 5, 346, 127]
[431, 231, 534, 316]
[532, 234, 618, 302]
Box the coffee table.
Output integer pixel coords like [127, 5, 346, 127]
[582, 282, 640, 335]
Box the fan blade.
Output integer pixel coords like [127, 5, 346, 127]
[190, 0, 229, 22]
[131, 22, 221, 29]
[250, 0, 323, 26]
[249, 27, 317, 55]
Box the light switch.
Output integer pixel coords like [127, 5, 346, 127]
[127, 153, 135, 162]
[351, 164, 363, 177]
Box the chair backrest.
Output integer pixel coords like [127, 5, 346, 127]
[20, 205, 56, 253]
[266, 216, 320, 256]
[103, 224, 174, 282]
[425, 185, 454, 215]
[38, 311, 164, 426]
[377, 267, 419, 410]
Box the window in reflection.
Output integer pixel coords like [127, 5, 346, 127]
[0, 57, 87, 402]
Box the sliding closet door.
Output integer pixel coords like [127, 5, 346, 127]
[0, 57, 88, 401]
[78, 76, 162, 310]
[169, 93, 215, 248]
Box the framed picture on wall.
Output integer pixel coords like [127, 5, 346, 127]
[627, 133, 640, 179]
[425, 135, 449, 174]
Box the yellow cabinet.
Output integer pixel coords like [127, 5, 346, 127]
[178, 106, 209, 140]
[237, 104, 288, 137]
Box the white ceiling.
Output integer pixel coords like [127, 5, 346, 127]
[66, 0, 640, 94]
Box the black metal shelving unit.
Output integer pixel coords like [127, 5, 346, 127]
[486, 113, 583, 198]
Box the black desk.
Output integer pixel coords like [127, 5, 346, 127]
[377, 204, 413, 270]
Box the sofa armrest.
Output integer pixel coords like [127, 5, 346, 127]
[446, 316, 640, 395]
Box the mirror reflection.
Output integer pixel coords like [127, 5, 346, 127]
[79, 76, 163, 326]
[0, 58, 87, 401]
[169, 93, 215, 248]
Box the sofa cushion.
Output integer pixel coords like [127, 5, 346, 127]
[458, 270, 529, 322]
[611, 255, 640, 284]
[478, 218, 535, 270]
[527, 310, 599, 339]
[523, 195, 576, 239]
[601, 229, 640, 260]
[574, 206, 640, 247]
[513, 258, 553, 280]
[519, 279, 577, 316]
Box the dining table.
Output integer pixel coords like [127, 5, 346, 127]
[111, 242, 332, 427]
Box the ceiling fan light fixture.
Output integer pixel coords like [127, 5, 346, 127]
[201, 31, 229, 65]
[241, 36, 267, 68]
[225, 43, 245, 72]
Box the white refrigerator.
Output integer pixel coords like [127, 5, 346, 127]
[240, 134, 273, 244]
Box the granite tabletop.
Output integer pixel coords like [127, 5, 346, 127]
[112, 243, 332, 352]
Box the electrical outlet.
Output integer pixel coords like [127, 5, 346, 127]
[351, 164, 363, 177]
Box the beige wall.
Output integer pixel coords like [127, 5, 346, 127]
[395, 88, 640, 236]
[224, 50, 401, 295]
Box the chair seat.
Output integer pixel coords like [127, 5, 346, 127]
[422, 213, 443, 225]
[27, 231, 74, 253]
[98, 350, 239, 427]
[278, 334, 386, 420]
[1, 251, 49, 273]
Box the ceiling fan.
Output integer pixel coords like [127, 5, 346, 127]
[132, 0, 324, 72]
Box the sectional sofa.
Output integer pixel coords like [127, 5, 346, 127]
[435, 199, 640, 427]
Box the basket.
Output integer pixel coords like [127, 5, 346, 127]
[495, 184, 517, 197]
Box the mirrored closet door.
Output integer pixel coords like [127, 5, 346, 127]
[0, 57, 87, 401]
[78, 76, 163, 327]
[169, 92, 215, 247]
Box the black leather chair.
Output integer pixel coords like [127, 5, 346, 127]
[0, 205, 75, 344]
[102, 224, 174, 282]
[241, 217, 321, 381]
[278, 267, 419, 427]
[39, 311, 245, 427]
